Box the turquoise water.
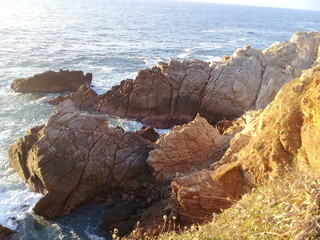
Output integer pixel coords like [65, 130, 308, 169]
[0, 0, 319, 239]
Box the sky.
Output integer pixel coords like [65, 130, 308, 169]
[179, 0, 320, 11]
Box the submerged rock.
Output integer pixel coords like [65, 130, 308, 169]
[170, 65, 320, 222]
[11, 70, 92, 93]
[8, 100, 154, 218]
[48, 31, 320, 128]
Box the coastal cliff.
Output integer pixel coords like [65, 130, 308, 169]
[8, 31, 320, 239]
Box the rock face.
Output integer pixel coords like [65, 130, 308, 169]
[8, 100, 154, 218]
[170, 65, 320, 222]
[11, 70, 92, 93]
[147, 115, 231, 183]
[99, 31, 320, 128]
[48, 32, 320, 128]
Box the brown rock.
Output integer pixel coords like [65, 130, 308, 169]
[11, 70, 92, 93]
[45, 32, 319, 129]
[135, 126, 159, 143]
[147, 115, 231, 183]
[8, 100, 154, 219]
[96, 32, 320, 128]
[47, 85, 100, 109]
[0, 224, 14, 240]
[124, 200, 170, 239]
[102, 201, 141, 236]
[170, 65, 320, 222]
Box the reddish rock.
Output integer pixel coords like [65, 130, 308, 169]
[169, 65, 320, 222]
[8, 100, 154, 219]
[96, 32, 320, 128]
[46, 32, 319, 129]
[11, 70, 92, 93]
[147, 115, 231, 183]
[47, 85, 100, 109]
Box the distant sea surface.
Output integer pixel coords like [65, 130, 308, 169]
[0, 0, 319, 239]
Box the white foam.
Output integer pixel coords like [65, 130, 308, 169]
[0, 185, 42, 229]
[177, 48, 192, 59]
[143, 56, 164, 67]
[107, 115, 143, 132]
[198, 42, 223, 50]
[201, 29, 236, 33]
[203, 56, 222, 62]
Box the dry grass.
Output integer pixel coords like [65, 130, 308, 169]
[158, 172, 320, 240]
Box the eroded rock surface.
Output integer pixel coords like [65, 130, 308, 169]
[48, 31, 320, 128]
[8, 100, 154, 218]
[169, 65, 320, 222]
[147, 115, 231, 183]
[11, 70, 92, 93]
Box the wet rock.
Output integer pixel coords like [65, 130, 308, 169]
[0, 224, 14, 240]
[8, 100, 154, 219]
[11, 70, 92, 93]
[170, 65, 320, 222]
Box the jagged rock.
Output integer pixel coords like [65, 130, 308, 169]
[46, 32, 319, 128]
[93, 31, 319, 128]
[0, 224, 14, 240]
[8, 100, 154, 218]
[169, 65, 320, 222]
[11, 70, 92, 93]
[47, 85, 100, 109]
[147, 115, 231, 183]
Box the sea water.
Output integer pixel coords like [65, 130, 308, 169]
[0, 0, 319, 239]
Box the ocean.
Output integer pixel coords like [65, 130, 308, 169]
[0, 0, 319, 239]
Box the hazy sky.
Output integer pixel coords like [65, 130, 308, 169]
[180, 0, 320, 11]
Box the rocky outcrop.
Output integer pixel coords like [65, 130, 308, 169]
[11, 70, 92, 93]
[47, 85, 100, 109]
[169, 65, 320, 222]
[48, 31, 320, 128]
[147, 115, 231, 183]
[8, 100, 154, 219]
[0, 224, 14, 240]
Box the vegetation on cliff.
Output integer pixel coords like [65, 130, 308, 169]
[159, 172, 320, 240]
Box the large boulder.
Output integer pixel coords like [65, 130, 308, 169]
[8, 100, 154, 218]
[169, 65, 320, 222]
[11, 70, 92, 93]
[147, 115, 231, 183]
